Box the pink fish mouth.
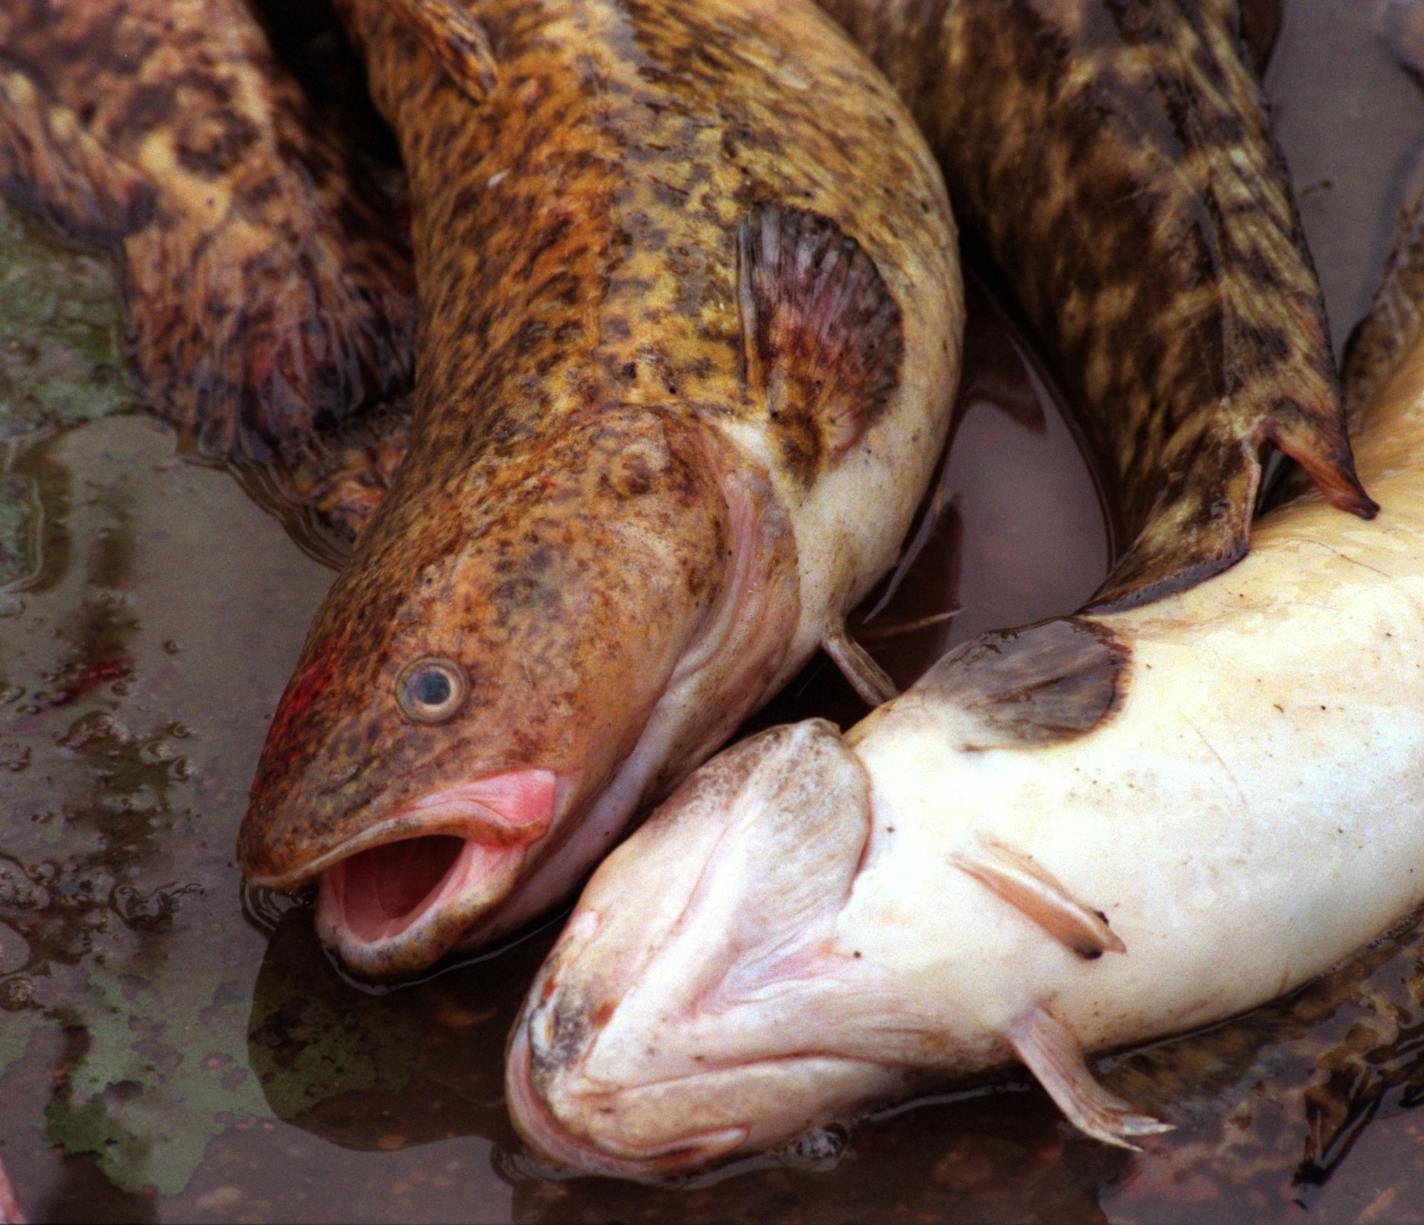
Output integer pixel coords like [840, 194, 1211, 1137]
[293, 769, 557, 977]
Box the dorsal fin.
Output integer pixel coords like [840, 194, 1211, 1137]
[951, 838, 1125, 959]
[736, 204, 902, 485]
[389, 0, 499, 102]
[1006, 1004, 1172, 1148]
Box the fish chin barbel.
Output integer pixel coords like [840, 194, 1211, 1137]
[507, 190, 1424, 1176]
[236, 0, 964, 978]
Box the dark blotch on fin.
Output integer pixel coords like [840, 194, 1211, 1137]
[736, 202, 902, 486]
[388, 0, 499, 101]
[917, 617, 1128, 747]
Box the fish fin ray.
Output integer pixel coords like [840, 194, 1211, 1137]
[736, 204, 902, 482]
[951, 839, 1125, 959]
[388, 0, 499, 102]
[1007, 1004, 1171, 1148]
[822, 622, 898, 706]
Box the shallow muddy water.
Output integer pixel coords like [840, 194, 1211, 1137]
[2, 2, 1423, 1222]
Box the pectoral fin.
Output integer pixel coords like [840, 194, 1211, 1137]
[737, 203, 902, 485]
[1007, 1004, 1171, 1148]
[388, 0, 499, 101]
[951, 838, 1125, 959]
[822, 621, 898, 707]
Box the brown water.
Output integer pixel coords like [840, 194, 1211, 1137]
[2, 2, 1423, 1222]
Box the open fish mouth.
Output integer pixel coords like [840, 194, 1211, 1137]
[248, 770, 557, 977]
[316, 833, 525, 973]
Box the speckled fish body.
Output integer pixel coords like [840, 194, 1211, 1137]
[0, 0, 414, 476]
[816, 0, 1375, 607]
[506, 208, 1424, 1177]
[237, 0, 963, 978]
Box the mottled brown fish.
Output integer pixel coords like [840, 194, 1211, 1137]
[236, 0, 963, 977]
[0, 0, 414, 476]
[507, 184, 1424, 1177]
[287, 0, 1368, 604]
[820, 0, 1375, 607]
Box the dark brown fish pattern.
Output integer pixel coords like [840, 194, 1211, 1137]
[0, 0, 414, 470]
[217, 0, 1366, 610]
[818, 0, 1377, 608]
[236, 0, 963, 977]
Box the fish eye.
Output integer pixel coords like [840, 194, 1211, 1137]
[396, 657, 468, 724]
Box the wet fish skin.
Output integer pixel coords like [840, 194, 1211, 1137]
[242, 0, 1367, 605]
[0, 0, 415, 469]
[507, 221, 1424, 1175]
[817, 0, 1375, 608]
[238, 0, 962, 976]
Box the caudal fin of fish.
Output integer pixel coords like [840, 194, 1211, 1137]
[0, 0, 414, 470]
[1007, 1005, 1172, 1149]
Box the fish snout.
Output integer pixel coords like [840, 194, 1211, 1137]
[507, 986, 752, 1177]
[506, 719, 887, 1174]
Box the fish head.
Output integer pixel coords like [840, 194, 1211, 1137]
[506, 720, 904, 1176]
[238, 408, 747, 978]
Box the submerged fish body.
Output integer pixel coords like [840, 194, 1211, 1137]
[236, 0, 963, 977]
[507, 224, 1424, 1175]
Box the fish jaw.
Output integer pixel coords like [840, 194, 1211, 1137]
[303, 769, 557, 978]
[505, 721, 908, 1175]
[239, 407, 802, 975]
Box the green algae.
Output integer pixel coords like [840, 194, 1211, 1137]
[45, 968, 268, 1196]
[0, 197, 136, 444]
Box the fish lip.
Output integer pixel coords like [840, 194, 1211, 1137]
[511, 991, 884, 1177]
[243, 770, 560, 891]
[507, 1021, 753, 1178]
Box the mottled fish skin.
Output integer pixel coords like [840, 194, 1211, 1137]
[231, 0, 1365, 606]
[238, 0, 962, 976]
[0, 0, 415, 470]
[817, 0, 1376, 608]
[508, 272, 1424, 1179]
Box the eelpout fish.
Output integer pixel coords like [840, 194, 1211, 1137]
[507, 201, 1424, 1176]
[821, 0, 1375, 607]
[236, 0, 963, 978]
